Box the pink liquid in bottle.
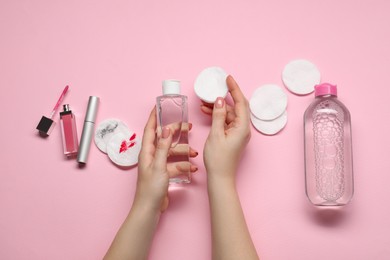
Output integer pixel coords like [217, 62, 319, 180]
[60, 104, 78, 157]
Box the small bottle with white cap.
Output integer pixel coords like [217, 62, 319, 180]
[304, 83, 354, 206]
[156, 80, 190, 184]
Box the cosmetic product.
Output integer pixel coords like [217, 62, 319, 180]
[106, 131, 141, 167]
[60, 104, 78, 157]
[194, 67, 228, 103]
[250, 84, 288, 121]
[94, 118, 141, 167]
[77, 96, 99, 164]
[251, 110, 288, 135]
[282, 59, 321, 95]
[249, 84, 288, 135]
[304, 83, 354, 206]
[36, 85, 69, 136]
[94, 118, 131, 153]
[156, 80, 191, 184]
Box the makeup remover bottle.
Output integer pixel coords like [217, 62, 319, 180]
[304, 83, 353, 206]
[156, 80, 191, 184]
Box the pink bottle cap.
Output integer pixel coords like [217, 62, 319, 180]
[314, 83, 337, 97]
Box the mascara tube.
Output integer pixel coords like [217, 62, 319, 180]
[77, 96, 99, 164]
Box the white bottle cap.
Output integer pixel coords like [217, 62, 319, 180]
[162, 80, 181, 95]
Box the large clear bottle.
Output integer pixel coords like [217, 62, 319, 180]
[304, 83, 353, 206]
[156, 80, 191, 184]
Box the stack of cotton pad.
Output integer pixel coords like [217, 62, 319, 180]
[94, 118, 141, 167]
[249, 84, 288, 135]
[194, 66, 228, 103]
[282, 59, 321, 95]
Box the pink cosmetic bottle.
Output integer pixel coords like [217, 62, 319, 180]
[60, 104, 79, 157]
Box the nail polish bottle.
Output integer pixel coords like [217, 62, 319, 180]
[156, 80, 191, 184]
[60, 104, 79, 157]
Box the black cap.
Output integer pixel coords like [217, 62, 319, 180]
[36, 116, 56, 136]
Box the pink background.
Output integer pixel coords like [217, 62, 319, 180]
[1, 0, 390, 259]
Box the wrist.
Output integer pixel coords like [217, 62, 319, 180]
[207, 173, 236, 193]
[132, 196, 162, 218]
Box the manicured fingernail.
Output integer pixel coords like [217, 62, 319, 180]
[215, 97, 224, 108]
[191, 165, 198, 172]
[162, 127, 170, 139]
[189, 147, 198, 157]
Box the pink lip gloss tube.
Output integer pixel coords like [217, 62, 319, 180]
[60, 104, 78, 157]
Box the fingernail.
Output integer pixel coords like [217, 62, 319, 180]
[215, 97, 224, 108]
[162, 127, 170, 139]
[190, 148, 198, 155]
[191, 165, 198, 172]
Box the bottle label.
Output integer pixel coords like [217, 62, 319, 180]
[312, 100, 345, 202]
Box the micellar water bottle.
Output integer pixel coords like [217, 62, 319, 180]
[156, 80, 191, 184]
[304, 83, 353, 206]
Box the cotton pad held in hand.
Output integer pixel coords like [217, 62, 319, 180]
[251, 110, 288, 135]
[107, 131, 141, 167]
[194, 67, 228, 103]
[249, 84, 287, 121]
[95, 119, 131, 153]
[282, 59, 321, 95]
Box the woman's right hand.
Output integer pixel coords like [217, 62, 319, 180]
[202, 75, 251, 184]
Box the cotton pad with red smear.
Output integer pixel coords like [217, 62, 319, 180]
[94, 118, 131, 153]
[194, 66, 228, 103]
[249, 84, 288, 121]
[251, 110, 288, 135]
[282, 59, 321, 95]
[106, 131, 141, 167]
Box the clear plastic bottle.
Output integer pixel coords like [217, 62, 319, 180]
[156, 80, 191, 184]
[304, 83, 353, 206]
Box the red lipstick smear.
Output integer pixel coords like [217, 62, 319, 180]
[119, 133, 137, 153]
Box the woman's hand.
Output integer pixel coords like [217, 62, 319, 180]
[134, 108, 198, 214]
[104, 107, 198, 260]
[202, 75, 251, 184]
[201, 76, 259, 260]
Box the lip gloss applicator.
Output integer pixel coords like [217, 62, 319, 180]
[77, 96, 99, 164]
[36, 85, 69, 136]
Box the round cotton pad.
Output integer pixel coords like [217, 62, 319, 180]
[107, 131, 141, 167]
[249, 84, 288, 121]
[251, 110, 288, 135]
[194, 67, 228, 103]
[282, 59, 321, 95]
[95, 119, 131, 153]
